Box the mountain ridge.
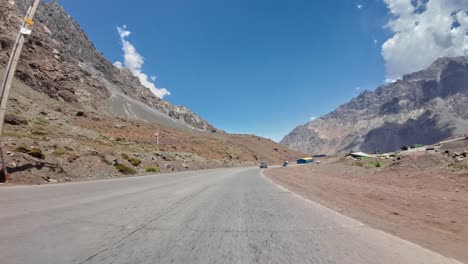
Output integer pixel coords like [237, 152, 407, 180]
[1, 0, 215, 131]
[281, 56, 468, 154]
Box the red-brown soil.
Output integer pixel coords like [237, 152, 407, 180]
[265, 152, 468, 263]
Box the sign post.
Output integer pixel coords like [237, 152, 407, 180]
[154, 130, 160, 151]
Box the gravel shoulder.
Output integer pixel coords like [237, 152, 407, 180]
[265, 153, 468, 263]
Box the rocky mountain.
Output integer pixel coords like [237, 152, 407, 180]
[0, 0, 215, 131]
[0, 0, 305, 184]
[281, 56, 468, 154]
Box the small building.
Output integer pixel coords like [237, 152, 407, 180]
[313, 154, 327, 158]
[350, 152, 375, 159]
[297, 157, 314, 164]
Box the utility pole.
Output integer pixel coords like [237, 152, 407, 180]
[0, 0, 41, 182]
[154, 129, 160, 151]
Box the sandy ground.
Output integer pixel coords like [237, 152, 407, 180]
[265, 152, 468, 263]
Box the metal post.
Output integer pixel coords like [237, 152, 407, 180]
[0, 0, 41, 182]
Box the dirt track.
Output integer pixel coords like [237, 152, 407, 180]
[265, 153, 468, 263]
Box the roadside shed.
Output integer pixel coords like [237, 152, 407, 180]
[350, 152, 375, 159]
[313, 154, 327, 158]
[297, 157, 314, 164]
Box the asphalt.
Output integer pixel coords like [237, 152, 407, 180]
[0, 167, 462, 264]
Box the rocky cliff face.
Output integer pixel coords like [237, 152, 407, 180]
[281, 56, 468, 154]
[0, 0, 216, 131]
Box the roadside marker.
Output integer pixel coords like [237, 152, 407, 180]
[25, 18, 34, 26]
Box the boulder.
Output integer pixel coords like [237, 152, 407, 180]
[4, 114, 28, 125]
[75, 111, 86, 117]
[7, 162, 16, 168]
[58, 90, 78, 103]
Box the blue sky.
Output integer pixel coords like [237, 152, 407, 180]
[54, 0, 467, 141]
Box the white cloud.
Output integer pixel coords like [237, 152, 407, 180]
[150, 75, 156, 81]
[382, 0, 468, 80]
[113, 61, 123, 69]
[310, 116, 317, 121]
[355, 86, 362, 91]
[357, 4, 363, 9]
[373, 39, 378, 45]
[117, 26, 131, 38]
[114, 25, 170, 98]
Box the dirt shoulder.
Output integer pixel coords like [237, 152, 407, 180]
[265, 153, 468, 263]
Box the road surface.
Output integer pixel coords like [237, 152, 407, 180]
[0, 167, 461, 264]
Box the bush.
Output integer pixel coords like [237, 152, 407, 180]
[375, 161, 382, 168]
[64, 146, 74, 151]
[31, 130, 47, 136]
[145, 166, 160, 173]
[448, 161, 468, 171]
[121, 153, 142, 166]
[53, 148, 70, 156]
[128, 157, 142, 166]
[27, 147, 46, 159]
[114, 163, 136, 174]
[16, 146, 45, 159]
[15, 146, 29, 153]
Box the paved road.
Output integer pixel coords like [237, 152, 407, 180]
[0, 167, 461, 264]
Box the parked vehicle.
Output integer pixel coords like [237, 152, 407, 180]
[259, 162, 268, 168]
[282, 161, 288, 167]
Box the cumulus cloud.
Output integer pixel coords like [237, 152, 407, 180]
[114, 25, 170, 98]
[381, 0, 468, 80]
[357, 4, 363, 9]
[355, 86, 362, 91]
[310, 116, 317, 121]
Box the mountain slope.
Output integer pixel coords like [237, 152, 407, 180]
[0, 0, 305, 184]
[0, 0, 214, 131]
[281, 56, 468, 154]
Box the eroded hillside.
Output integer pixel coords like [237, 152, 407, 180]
[0, 1, 304, 184]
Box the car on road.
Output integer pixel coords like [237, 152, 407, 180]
[282, 161, 288, 167]
[259, 162, 268, 168]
